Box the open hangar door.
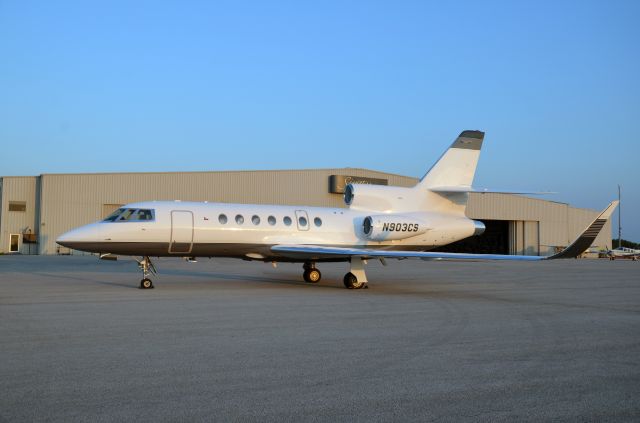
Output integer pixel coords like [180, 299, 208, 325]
[433, 220, 540, 256]
[509, 220, 540, 256]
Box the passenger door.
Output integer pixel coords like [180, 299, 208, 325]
[169, 211, 194, 254]
[295, 210, 309, 231]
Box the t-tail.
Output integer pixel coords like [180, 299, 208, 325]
[414, 130, 484, 215]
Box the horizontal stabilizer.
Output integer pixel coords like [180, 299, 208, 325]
[429, 186, 555, 195]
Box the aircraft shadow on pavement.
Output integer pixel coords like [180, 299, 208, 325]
[157, 268, 345, 289]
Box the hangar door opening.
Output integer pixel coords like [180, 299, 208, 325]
[433, 220, 509, 254]
[427, 220, 540, 256]
[509, 221, 540, 256]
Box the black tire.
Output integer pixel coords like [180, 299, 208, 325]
[343, 272, 364, 289]
[140, 278, 154, 289]
[307, 269, 321, 283]
[303, 269, 321, 283]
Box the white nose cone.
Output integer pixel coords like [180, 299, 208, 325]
[56, 224, 103, 251]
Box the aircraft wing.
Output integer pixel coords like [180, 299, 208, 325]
[271, 244, 545, 261]
[271, 201, 619, 262]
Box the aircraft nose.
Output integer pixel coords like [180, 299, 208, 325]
[56, 224, 101, 250]
[56, 228, 81, 248]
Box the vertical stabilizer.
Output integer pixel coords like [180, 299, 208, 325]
[415, 130, 484, 214]
[417, 130, 484, 189]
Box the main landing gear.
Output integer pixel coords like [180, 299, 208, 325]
[137, 256, 157, 289]
[301, 258, 368, 289]
[302, 262, 321, 283]
[343, 257, 368, 289]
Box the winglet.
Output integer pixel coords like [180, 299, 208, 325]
[548, 201, 619, 259]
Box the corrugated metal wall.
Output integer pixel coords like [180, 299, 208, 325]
[466, 193, 610, 255]
[0, 177, 39, 254]
[0, 170, 610, 255]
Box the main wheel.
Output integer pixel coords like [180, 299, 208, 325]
[343, 272, 365, 289]
[307, 269, 322, 283]
[140, 278, 154, 289]
[303, 269, 321, 283]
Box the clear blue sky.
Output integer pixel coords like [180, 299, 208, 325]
[1, 0, 638, 241]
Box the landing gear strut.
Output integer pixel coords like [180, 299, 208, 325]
[302, 262, 321, 283]
[343, 257, 368, 289]
[137, 256, 157, 289]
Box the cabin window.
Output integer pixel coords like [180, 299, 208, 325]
[235, 214, 244, 225]
[283, 216, 292, 226]
[251, 215, 260, 225]
[298, 216, 308, 227]
[314, 217, 322, 227]
[267, 216, 276, 226]
[219, 214, 228, 224]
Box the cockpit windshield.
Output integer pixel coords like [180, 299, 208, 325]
[102, 208, 155, 222]
[103, 208, 126, 222]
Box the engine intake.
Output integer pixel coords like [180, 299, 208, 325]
[363, 215, 428, 241]
[344, 183, 418, 212]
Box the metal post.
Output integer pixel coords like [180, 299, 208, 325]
[618, 185, 622, 248]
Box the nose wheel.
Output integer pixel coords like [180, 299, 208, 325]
[140, 278, 153, 289]
[137, 256, 157, 289]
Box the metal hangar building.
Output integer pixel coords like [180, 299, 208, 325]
[0, 169, 611, 256]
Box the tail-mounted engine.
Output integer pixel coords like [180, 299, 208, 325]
[344, 183, 419, 212]
[362, 215, 428, 241]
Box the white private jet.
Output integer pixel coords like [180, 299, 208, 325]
[56, 130, 618, 289]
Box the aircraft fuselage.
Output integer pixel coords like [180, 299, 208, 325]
[57, 200, 479, 261]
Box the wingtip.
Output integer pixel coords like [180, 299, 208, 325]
[599, 200, 619, 220]
[548, 201, 617, 259]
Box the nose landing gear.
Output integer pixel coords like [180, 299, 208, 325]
[137, 256, 157, 289]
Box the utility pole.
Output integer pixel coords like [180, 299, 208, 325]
[618, 184, 622, 248]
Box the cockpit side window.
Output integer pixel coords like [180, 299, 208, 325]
[134, 209, 155, 221]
